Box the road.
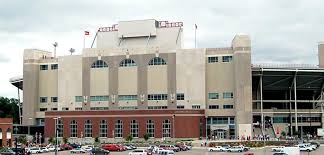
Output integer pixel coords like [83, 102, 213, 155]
[41, 146, 324, 155]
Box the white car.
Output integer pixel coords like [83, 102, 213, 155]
[82, 147, 92, 152]
[158, 150, 175, 155]
[208, 146, 223, 152]
[70, 148, 87, 153]
[295, 145, 313, 152]
[28, 148, 41, 154]
[220, 145, 231, 152]
[272, 146, 285, 152]
[228, 146, 244, 152]
[40, 147, 49, 153]
[128, 149, 149, 155]
[47, 146, 56, 151]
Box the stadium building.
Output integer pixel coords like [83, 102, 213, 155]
[9, 19, 324, 141]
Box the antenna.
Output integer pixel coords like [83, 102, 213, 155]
[69, 48, 75, 55]
[53, 42, 58, 58]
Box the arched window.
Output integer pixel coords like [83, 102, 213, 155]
[91, 60, 108, 68]
[57, 119, 63, 137]
[114, 120, 123, 138]
[148, 57, 166, 66]
[130, 120, 139, 138]
[146, 120, 155, 138]
[162, 119, 171, 138]
[84, 120, 92, 137]
[6, 128, 11, 133]
[119, 59, 136, 67]
[99, 120, 108, 138]
[70, 120, 78, 137]
[0, 128, 2, 133]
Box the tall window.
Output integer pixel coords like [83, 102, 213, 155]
[91, 60, 108, 68]
[70, 120, 78, 137]
[176, 93, 184, 100]
[99, 120, 108, 137]
[223, 92, 234, 99]
[162, 119, 171, 138]
[146, 120, 155, 138]
[56, 119, 63, 137]
[148, 57, 166, 65]
[119, 59, 136, 67]
[84, 120, 92, 137]
[40, 97, 47, 103]
[51, 97, 58, 103]
[130, 120, 139, 138]
[114, 120, 123, 138]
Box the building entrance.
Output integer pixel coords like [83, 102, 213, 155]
[214, 129, 226, 139]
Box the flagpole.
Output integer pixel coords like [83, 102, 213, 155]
[195, 24, 197, 48]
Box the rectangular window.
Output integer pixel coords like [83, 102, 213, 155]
[51, 64, 58, 70]
[176, 93, 184, 100]
[40, 97, 47, 103]
[148, 94, 168, 100]
[51, 108, 58, 111]
[223, 92, 234, 99]
[39, 108, 47, 111]
[90, 107, 109, 110]
[209, 105, 219, 109]
[148, 106, 167, 109]
[208, 93, 219, 100]
[208, 57, 218, 63]
[75, 107, 82, 111]
[177, 105, 185, 109]
[118, 106, 138, 110]
[75, 96, 83, 102]
[192, 105, 201, 109]
[223, 105, 234, 109]
[222, 56, 233, 62]
[118, 95, 137, 101]
[40, 65, 48, 70]
[90, 96, 109, 102]
[62, 107, 69, 111]
[51, 97, 58, 102]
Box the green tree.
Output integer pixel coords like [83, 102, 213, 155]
[95, 137, 99, 143]
[48, 137, 54, 144]
[126, 134, 133, 142]
[0, 97, 19, 123]
[281, 131, 286, 137]
[18, 135, 27, 145]
[63, 137, 68, 144]
[143, 133, 150, 141]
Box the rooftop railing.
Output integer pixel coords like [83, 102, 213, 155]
[252, 63, 318, 69]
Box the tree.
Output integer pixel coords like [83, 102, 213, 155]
[18, 135, 27, 145]
[63, 137, 68, 144]
[48, 137, 54, 144]
[95, 137, 99, 143]
[0, 97, 19, 123]
[143, 133, 150, 141]
[281, 131, 286, 137]
[126, 134, 133, 142]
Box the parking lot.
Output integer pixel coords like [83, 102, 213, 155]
[37, 146, 324, 155]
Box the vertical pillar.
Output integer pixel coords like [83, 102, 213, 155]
[289, 90, 293, 135]
[260, 75, 264, 134]
[294, 75, 298, 131]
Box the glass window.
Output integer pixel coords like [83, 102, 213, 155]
[222, 56, 233, 62]
[75, 96, 83, 102]
[230, 117, 235, 124]
[148, 94, 168, 100]
[118, 106, 138, 110]
[70, 120, 78, 137]
[192, 105, 200, 109]
[212, 117, 228, 124]
[90, 96, 109, 102]
[208, 57, 218, 63]
[148, 57, 167, 65]
[99, 120, 108, 138]
[40, 65, 48, 70]
[75, 107, 82, 111]
[177, 105, 185, 109]
[118, 95, 137, 101]
[176, 93, 184, 100]
[57, 119, 63, 137]
[84, 120, 92, 137]
[114, 120, 123, 138]
[51, 97, 58, 103]
[223, 105, 234, 109]
[91, 60, 108, 68]
[90, 107, 109, 110]
[51, 64, 58, 70]
[223, 92, 233, 99]
[162, 119, 171, 138]
[208, 105, 219, 109]
[130, 120, 139, 138]
[148, 106, 167, 109]
[39, 108, 47, 111]
[40, 97, 47, 103]
[119, 59, 136, 67]
[51, 108, 58, 111]
[146, 120, 155, 138]
[62, 107, 69, 111]
[208, 93, 219, 100]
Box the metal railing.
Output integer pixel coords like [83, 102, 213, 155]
[252, 63, 318, 69]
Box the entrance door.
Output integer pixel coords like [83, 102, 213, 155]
[214, 129, 226, 139]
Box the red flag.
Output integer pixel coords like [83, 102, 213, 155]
[84, 31, 90, 35]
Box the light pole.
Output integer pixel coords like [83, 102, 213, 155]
[205, 116, 208, 144]
[53, 117, 61, 155]
[172, 115, 175, 139]
[300, 115, 303, 141]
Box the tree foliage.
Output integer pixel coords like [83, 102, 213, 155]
[126, 134, 133, 142]
[143, 133, 150, 141]
[0, 97, 19, 123]
[18, 135, 27, 145]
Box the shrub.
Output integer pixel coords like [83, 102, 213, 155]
[126, 134, 133, 142]
[63, 137, 68, 144]
[143, 133, 150, 141]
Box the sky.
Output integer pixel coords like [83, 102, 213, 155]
[0, 0, 324, 98]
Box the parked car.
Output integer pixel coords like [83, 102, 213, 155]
[28, 148, 41, 154]
[0, 149, 16, 155]
[157, 150, 175, 155]
[296, 145, 313, 152]
[90, 148, 110, 155]
[128, 149, 152, 155]
[60, 144, 73, 150]
[69, 143, 81, 149]
[82, 147, 92, 152]
[228, 146, 244, 152]
[168, 145, 180, 152]
[175, 144, 188, 151]
[47, 146, 56, 151]
[239, 145, 250, 151]
[10, 148, 25, 155]
[125, 144, 137, 150]
[208, 146, 223, 152]
[117, 144, 127, 151]
[272, 146, 285, 152]
[40, 147, 49, 153]
[220, 145, 231, 152]
[102, 144, 121, 152]
[70, 148, 87, 153]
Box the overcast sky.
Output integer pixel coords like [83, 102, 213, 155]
[1, 0, 324, 98]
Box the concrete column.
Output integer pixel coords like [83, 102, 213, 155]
[318, 42, 324, 68]
[294, 74, 298, 131]
[260, 75, 264, 134]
